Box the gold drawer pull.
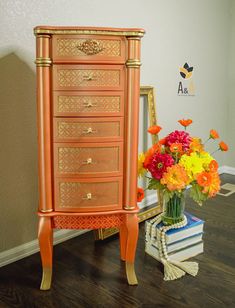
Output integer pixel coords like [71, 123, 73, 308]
[82, 193, 92, 200]
[82, 127, 98, 134]
[82, 158, 93, 165]
[83, 102, 97, 108]
[83, 73, 96, 81]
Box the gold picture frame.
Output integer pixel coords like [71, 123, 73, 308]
[94, 86, 162, 240]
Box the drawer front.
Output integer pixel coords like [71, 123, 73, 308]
[55, 177, 122, 212]
[53, 65, 124, 91]
[53, 91, 124, 117]
[52, 35, 125, 63]
[54, 117, 123, 142]
[54, 142, 123, 177]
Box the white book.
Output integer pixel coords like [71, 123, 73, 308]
[145, 241, 204, 262]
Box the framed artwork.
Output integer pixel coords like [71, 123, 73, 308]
[94, 86, 162, 240]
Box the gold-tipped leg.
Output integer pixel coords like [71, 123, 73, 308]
[40, 267, 52, 290]
[125, 262, 138, 285]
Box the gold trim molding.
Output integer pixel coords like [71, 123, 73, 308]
[35, 57, 52, 67]
[34, 29, 145, 37]
[40, 208, 53, 213]
[126, 59, 142, 68]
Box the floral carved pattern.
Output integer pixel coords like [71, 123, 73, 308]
[56, 95, 121, 114]
[56, 38, 121, 57]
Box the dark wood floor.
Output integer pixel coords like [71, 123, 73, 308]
[0, 174, 235, 308]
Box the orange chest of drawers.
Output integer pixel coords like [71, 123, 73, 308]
[34, 26, 145, 290]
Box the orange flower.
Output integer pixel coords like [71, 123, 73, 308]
[219, 141, 228, 151]
[148, 125, 162, 135]
[159, 137, 166, 145]
[178, 119, 193, 128]
[209, 160, 219, 172]
[197, 172, 212, 187]
[137, 187, 145, 202]
[201, 172, 221, 197]
[189, 138, 204, 153]
[170, 143, 183, 153]
[160, 165, 189, 191]
[210, 129, 219, 139]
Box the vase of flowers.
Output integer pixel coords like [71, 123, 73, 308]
[138, 119, 228, 225]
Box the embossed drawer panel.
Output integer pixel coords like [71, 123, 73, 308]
[55, 177, 122, 212]
[52, 35, 125, 63]
[53, 91, 124, 117]
[54, 117, 123, 142]
[53, 65, 124, 91]
[54, 142, 123, 177]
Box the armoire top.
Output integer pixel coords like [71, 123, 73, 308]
[34, 25, 145, 37]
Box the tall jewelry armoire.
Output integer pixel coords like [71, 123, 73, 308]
[34, 26, 145, 290]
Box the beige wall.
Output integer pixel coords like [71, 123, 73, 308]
[227, 0, 235, 167]
[0, 0, 232, 252]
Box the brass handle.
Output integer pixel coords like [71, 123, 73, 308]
[83, 73, 96, 81]
[82, 127, 97, 134]
[83, 102, 97, 108]
[82, 158, 93, 165]
[82, 193, 92, 200]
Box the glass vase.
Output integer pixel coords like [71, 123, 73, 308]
[162, 192, 185, 225]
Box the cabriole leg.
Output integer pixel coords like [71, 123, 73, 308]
[125, 213, 139, 285]
[38, 216, 53, 290]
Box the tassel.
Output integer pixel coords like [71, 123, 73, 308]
[161, 259, 186, 281]
[171, 260, 199, 277]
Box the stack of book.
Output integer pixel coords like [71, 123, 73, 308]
[145, 212, 204, 262]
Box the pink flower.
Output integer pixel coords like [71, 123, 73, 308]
[165, 130, 191, 151]
[148, 153, 174, 180]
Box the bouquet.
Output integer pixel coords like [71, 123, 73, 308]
[137, 119, 228, 225]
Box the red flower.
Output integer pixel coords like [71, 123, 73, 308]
[210, 129, 219, 139]
[137, 187, 145, 202]
[219, 141, 228, 151]
[165, 130, 191, 151]
[148, 153, 174, 180]
[178, 119, 193, 128]
[148, 125, 162, 135]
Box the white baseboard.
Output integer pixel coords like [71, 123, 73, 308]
[1, 164, 234, 269]
[219, 165, 235, 175]
[0, 229, 87, 268]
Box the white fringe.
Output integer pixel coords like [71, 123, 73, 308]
[148, 213, 199, 281]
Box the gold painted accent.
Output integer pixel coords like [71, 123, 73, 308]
[56, 95, 120, 114]
[40, 209, 53, 213]
[77, 39, 104, 55]
[34, 28, 145, 37]
[125, 262, 138, 285]
[57, 38, 121, 57]
[35, 57, 52, 67]
[57, 69, 120, 88]
[126, 59, 141, 68]
[40, 267, 52, 290]
[127, 37, 141, 40]
[124, 205, 136, 210]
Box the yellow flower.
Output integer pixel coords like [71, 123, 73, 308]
[138, 153, 146, 177]
[200, 152, 214, 170]
[179, 152, 204, 181]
